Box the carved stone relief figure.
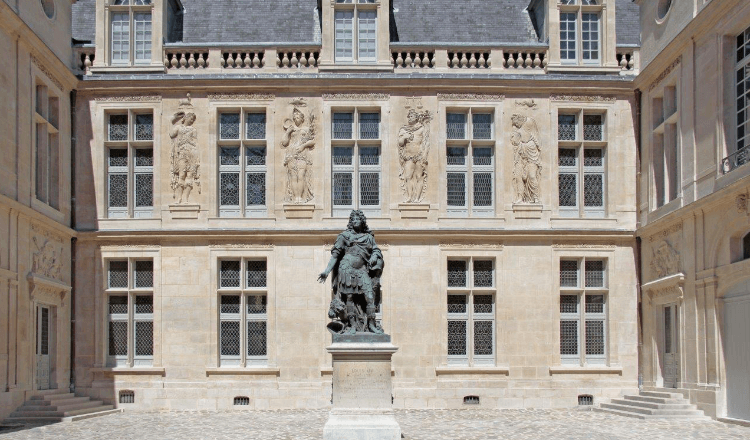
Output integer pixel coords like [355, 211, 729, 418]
[32, 236, 63, 281]
[511, 114, 542, 204]
[397, 109, 432, 203]
[650, 240, 680, 279]
[281, 98, 317, 204]
[170, 94, 201, 204]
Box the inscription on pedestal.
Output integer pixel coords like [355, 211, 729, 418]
[333, 361, 391, 409]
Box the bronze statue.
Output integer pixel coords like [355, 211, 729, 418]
[318, 210, 384, 334]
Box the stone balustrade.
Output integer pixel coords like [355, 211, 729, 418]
[392, 50, 435, 68]
[390, 46, 548, 72]
[276, 50, 320, 69]
[164, 49, 210, 71]
[616, 47, 639, 73]
[74, 45, 95, 75]
[222, 51, 265, 69]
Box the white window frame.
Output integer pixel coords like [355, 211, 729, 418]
[33, 82, 61, 210]
[106, 258, 154, 368]
[334, 0, 378, 63]
[108, 1, 153, 65]
[218, 109, 268, 218]
[331, 108, 382, 217]
[106, 110, 154, 219]
[446, 258, 496, 366]
[445, 109, 495, 217]
[650, 82, 679, 210]
[559, 0, 601, 65]
[732, 26, 750, 165]
[557, 110, 606, 218]
[218, 259, 268, 367]
[559, 257, 608, 366]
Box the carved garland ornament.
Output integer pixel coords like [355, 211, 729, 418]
[439, 243, 504, 249]
[207, 93, 275, 101]
[550, 95, 616, 102]
[648, 223, 683, 242]
[170, 94, 201, 204]
[99, 245, 160, 250]
[437, 93, 504, 101]
[552, 244, 616, 249]
[30, 55, 64, 91]
[208, 243, 275, 249]
[94, 95, 162, 102]
[648, 57, 682, 92]
[322, 93, 390, 101]
[515, 99, 538, 109]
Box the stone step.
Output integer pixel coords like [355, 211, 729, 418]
[31, 389, 71, 397]
[2, 416, 63, 424]
[24, 396, 90, 407]
[63, 408, 122, 422]
[63, 405, 114, 417]
[8, 410, 64, 418]
[56, 400, 107, 413]
[600, 402, 655, 416]
[640, 390, 685, 400]
[610, 398, 695, 410]
[623, 394, 686, 405]
[29, 392, 75, 401]
[15, 405, 59, 412]
[593, 406, 647, 419]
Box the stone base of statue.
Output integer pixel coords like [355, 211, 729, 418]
[397, 203, 430, 219]
[168, 202, 200, 219]
[512, 203, 543, 219]
[324, 334, 400, 440]
[283, 203, 315, 219]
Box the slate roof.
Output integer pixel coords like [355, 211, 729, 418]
[71, 0, 640, 46]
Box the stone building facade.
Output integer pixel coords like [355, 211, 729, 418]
[635, 0, 750, 422]
[1, 0, 657, 420]
[0, 0, 77, 420]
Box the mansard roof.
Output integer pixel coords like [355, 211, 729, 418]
[71, 0, 640, 46]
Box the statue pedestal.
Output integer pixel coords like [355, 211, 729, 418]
[398, 203, 430, 219]
[283, 203, 315, 219]
[168, 203, 200, 219]
[512, 203, 543, 219]
[324, 335, 400, 440]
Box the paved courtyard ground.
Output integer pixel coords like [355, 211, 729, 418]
[2, 409, 750, 439]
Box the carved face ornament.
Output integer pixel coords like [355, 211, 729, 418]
[293, 108, 304, 126]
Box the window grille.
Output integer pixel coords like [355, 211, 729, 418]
[106, 112, 154, 218]
[472, 173, 492, 207]
[331, 110, 381, 215]
[447, 113, 466, 139]
[233, 396, 250, 406]
[447, 261, 467, 287]
[558, 115, 577, 141]
[109, 260, 129, 288]
[447, 173, 467, 208]
[463, 396, 480, 405]
[578, 395, 593, 406]
[220, 261, 241, 288]
[218, 110, 267, 217]
[583, 115, 603, 141]
[472, 114, 492, 140]
[560, 258, 608, 365]
[473, 261, 493, 288]
[119, 390, 135, 404]
[560, 260, 579, 287]
[134, 260, 154, 288]
[664, 307, 672, 354]
[245, 113, 266, 140]
[219, 259, 269, 367]
[447, 258, 496, 366]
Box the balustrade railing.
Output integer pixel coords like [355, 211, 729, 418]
[392, 51, 435, 68]
[447, 51, 491, 69]
[276, 50, 320, 69]
[616, 47, 639, 73]
[722, 146, 750, 174]
[222, 51, 264, 69]
[164, 50, 210, 70]
[74, 46, 95, 75]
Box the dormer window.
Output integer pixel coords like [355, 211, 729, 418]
[109, 0, 153, 65]
[334, 0, 378, 63]
[560, 0, 601, 65]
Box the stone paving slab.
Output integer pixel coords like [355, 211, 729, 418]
[1, 409, 750, 439]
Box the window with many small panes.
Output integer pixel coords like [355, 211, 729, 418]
[446, 110, 495, 216]
[107, 258, 154, 367]
[106, 111, 154, 218]
[34, 83, 61, 210]
[557, 111, 606, 217]
[559, 0, 601, 65]
[559, 258, 607, 365]
[218, 110, 268, 217]
[109, 0, 152, 65]
[218, 259, 268, 366]
[334, 0, 377, 63]
[332, 109, 381, 216]
[446, 258, 495, 366]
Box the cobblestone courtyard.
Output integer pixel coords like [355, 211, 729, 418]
[2, 409, 750, 439]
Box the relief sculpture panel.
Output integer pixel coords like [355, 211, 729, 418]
[281, 98, 317, 204]
[170, 94, 201, 204]
[32, 236, 63, 281]
[650, 240, 680, 279]
[398, 108, 432, 203]
[511, 114, 542, 204]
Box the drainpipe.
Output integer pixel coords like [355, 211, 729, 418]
[69, 89, 77, 392]
[635, 88, 643, 390]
